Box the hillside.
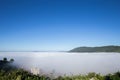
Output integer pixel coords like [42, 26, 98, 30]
[0, 58, 120, 80]
[69, 45, 120, 52]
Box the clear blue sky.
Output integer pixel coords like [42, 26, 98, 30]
[0, 0, 120, 51]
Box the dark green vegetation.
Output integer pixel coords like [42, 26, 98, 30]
[0, 58, 120, 80]
[0, 57, 15, 71]
[69, 45, 120, 52]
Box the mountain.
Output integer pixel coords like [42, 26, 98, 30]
[69, 45, 120, 52]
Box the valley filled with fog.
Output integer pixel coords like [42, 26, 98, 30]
[0, 52, 120, 76]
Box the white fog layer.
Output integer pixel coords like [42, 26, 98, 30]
[0, 52, 120, 76]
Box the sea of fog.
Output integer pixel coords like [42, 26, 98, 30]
[0, 52, 120, 76]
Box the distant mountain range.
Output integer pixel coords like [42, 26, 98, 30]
[69, 45, 120, 52]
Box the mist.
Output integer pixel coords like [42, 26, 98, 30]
[0, 52, 120, 76]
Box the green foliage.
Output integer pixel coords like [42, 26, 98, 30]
[87, 72, 96, 78]
[0, 67, 120, 80]
[16, 75, 22, 80]
[10, 59, 14, 62]
[3, 57, 7, 62]
[0, 58, 120, 80]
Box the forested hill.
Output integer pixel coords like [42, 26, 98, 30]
[69, 46, 120, 52]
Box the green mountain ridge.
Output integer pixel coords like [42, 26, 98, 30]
[69, 45, 120, 52]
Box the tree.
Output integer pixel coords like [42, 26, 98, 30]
[10, 59, 14, 62]
[3, 57, 7, 62]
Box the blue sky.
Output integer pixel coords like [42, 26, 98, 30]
[0, 0, 120, 51]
